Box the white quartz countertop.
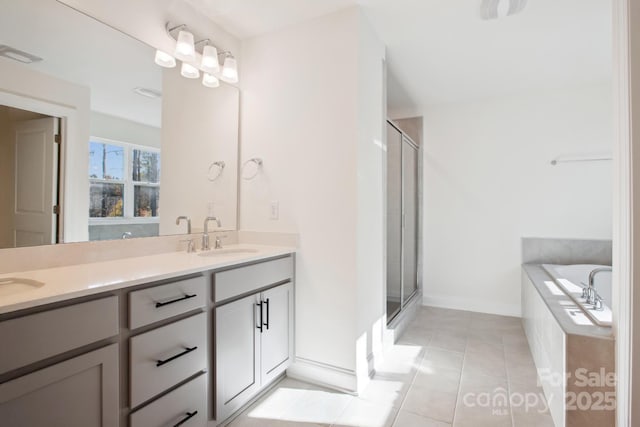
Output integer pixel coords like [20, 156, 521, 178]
[0, 244, 295, 315]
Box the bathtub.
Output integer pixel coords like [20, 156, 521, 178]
[542, 264, 613, 326]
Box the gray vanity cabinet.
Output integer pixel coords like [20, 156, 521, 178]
[214, 256, 294, 423]
[260, 282, 294, 385]
[0, 344, 119, 427]
[215, 293, 262, 421]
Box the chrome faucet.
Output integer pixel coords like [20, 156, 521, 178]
[202, 217, 222, 250]
[176, 216, 191, 234]
[122, 232, 132, 239]
[585, 266, 612, 306]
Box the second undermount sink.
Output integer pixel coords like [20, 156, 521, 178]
[0, 277, 45, 297]
[197, 248, 259, 257]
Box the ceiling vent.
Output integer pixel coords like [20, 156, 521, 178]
[133, 87, 162, 99]
[480, 0, 527, 20]
[0, 45, 43, 64]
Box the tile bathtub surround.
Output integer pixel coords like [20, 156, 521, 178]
[228, 307, 554, 427]
[521, 237, 612, 265]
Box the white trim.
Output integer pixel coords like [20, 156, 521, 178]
[423, 294, 521, 317]
[286, 357, 357, 394]
[613, 0, 634, 425]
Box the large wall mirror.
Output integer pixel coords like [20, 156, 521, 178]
[0, 0, 239, 249]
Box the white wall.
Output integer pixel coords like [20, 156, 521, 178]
[240, 7, 385, 391]
[90, 112, 161, 149]
[0, 59, 91, 243]
[423, 84, 613, 316]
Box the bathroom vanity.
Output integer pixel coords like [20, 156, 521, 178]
[0, 245, 295, 427]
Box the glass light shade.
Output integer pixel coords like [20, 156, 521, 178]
[221, 54, 238, 83]
[181, 62, 200, 79]
[202, 73, 220, 88]
[201, 45, 220, 74]
[175, 30, 196, 62]
[154, 50, 176, 68]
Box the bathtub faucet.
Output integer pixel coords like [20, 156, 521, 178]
[586, 266, 612, 306]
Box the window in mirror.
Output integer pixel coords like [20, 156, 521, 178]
[88, 138, 161, 220]
[132, 149, 161, 217]
[89, 141, 125, 218]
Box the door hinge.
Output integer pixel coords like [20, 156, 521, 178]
[53, 205, 60, 215]
[54, 134, 61, 144]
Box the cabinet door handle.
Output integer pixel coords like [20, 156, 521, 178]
[256, 301, 263, 333]
[173, 410, 198, 427]
[155, 294, 197, 308]
[156, 346, 198, 367]
[263, 298, 270, 330]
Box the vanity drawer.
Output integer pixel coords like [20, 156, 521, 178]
[130, 312, 207, 408]
[129, 275, 206, 329]
[130, 374, 207, 427]
[0, 296, 118, 375]
[214, 256, 293, 303]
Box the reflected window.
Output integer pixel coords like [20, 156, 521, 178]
[88, 138, 161, 220]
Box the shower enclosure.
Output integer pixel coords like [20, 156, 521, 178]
[386, 120, 419, 322]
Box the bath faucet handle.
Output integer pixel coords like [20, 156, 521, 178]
[180, 239, 196, 253]
[214, 234, 228, 249]
[592, 293, 604, 311]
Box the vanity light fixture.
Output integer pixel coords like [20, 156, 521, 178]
[181, 62, 200, 79]
[480, 0, 527, 20]
[154, 50, 176, 68]
[175, 29, 196, 62]
[156, 21, 239, 88]
[202, 73, 220, 88]
[201, 44, 220, 74]
[221, 53, 238, 83]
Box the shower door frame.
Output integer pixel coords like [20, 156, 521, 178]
[386, 120, 421, 324]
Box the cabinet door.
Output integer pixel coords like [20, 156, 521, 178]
[215, 293, 261, 422]
[260, 282, 294, 385]
[0, 344, 119, 427]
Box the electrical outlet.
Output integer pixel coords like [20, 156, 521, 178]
[270, 201, 279, 220]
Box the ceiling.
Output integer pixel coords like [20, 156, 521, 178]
[0, 0, 162, 128]
[187, 0, 612, 112]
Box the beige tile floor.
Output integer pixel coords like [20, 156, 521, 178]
[228, 306, 555, 427]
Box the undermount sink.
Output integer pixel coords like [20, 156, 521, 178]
[197, 248, 259, 257]
[0, 277, 45, 297]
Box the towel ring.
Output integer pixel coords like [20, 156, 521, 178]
[207, 161, 225, 181]
[242, 158, 263, 180]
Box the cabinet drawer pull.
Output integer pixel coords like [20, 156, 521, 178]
[155, 294, 197, 308]
[173, 410, 198, 427]
[256, 301, 263, 333]
[263, 298, 270, 330]
[156, 346, 198, 367]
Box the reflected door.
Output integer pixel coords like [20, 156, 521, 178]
[12, 118, 59, 247]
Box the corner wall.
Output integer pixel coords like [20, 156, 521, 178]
[423, 84, 613, 316]
[240, 7, 385, 391]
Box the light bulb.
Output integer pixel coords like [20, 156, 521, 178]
[202, 73, 220, 88]
[175, 30, 196, 62]
[154, 50, 176, 68]
[181, 62, 200, 79]
[221, 54, 238, 83]
[496, 0, 510, 17]
[201, 45, 220, 74]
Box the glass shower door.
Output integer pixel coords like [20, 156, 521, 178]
[386, 124, 403, 320]
[402, 138, 418, 304]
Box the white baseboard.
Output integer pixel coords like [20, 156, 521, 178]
[423, 294, 521, 317]
[286, 357, 358, 394]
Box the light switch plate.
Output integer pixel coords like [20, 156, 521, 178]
[270, 201, 279, 220]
